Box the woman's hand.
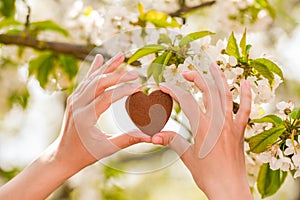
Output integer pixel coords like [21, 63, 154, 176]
[152, 63, 253, 200]
[59, 53, 151, 168]
[0, 53, 151, 200]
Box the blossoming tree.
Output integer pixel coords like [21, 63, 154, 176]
[0, 0, 300, 199]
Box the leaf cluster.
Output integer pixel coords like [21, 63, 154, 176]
[29, 52, 78, 89]
[246, 107, 300, 198]
[0, 1, 76, 108]
[128, 31, 214, 84]
[225, 29, 283, 88]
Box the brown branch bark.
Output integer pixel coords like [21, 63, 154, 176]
[0, 1, 216, 61]
[169, 0, 216, 17]
[0, 34, 95, 60]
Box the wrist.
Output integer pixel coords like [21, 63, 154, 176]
[201, 176, 252, 200]
[54, 134, 97, 174]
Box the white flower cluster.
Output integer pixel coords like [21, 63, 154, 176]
[199, 0, 273, 33]
[246, 101, 300, 179]
[65, 1, 139, 46]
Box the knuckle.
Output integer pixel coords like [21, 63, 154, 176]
[128, 137, 140, 145]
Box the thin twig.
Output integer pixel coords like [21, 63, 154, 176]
[169, 0, 216, 17]
[22, 0, 31, 29]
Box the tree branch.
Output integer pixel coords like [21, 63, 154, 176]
[0, 1, 216, 61]
[0, 34, 95, 60]
[169, 0, 216, 17]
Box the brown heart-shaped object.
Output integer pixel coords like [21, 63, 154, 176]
[125, 90, 173, 136]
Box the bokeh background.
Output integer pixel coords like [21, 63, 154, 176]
[1, 0, 300, 199]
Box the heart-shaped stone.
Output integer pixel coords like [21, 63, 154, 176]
[125, 90, 173, 136]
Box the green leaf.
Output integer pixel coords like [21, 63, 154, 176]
[148, 51, 170, 84]
[257, 163, 287, 198]
[0, 18, 22, 29]
[128, 44, 167, 64]
[251, 60, 274, 87]
[226, 32, 240, 58]
[158, 33, 172, 45]
[250, 114, 283, 126]
[0, 0, 16, 17]
[246, 44, 252, 54]
[17, 46, 25, 58]
[6, 29, 22, 35]
[252, 58, 284, 80]
[29, 52, 55, 88]
[240, 29, 247, 57]
[290, 108, 300, 119]
[138, 2, 145, 19]
[144, 10, 180, 28]
[59, 55, 78, 80]
[29, 20, 69, 37]
[8, 89, 30, 109]
[179, 31, 214, 47]
[248, 125, 286, 153]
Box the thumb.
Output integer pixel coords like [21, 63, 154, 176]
[152, 131, 192, 159]
[109, 131, 152, 149]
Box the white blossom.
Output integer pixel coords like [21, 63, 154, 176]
[292, 149, 300, 168]
[269, 149, 291, 171]
[253, 79, 274, 104]
[284, 139, 297, 155]
[294, 169, 300, 178]
[164, 64, 193, 91]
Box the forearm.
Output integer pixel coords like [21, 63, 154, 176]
[0, 142, 82, 200]
[203, 177, 252, 200]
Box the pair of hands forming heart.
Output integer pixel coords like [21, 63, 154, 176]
[68, 52, 252, 199]
[0, 52, 253, 200]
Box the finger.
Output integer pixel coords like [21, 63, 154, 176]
[235, 80, 252, 130]
[80, 70, 139, 103]
[159, 82, 202, 134]
[152, 131, 193, 162]
[109, 131, 152, 149]
[182, 71, 213, 112]
[95, 70, 139, 97]
[76, 53, 125, 94]
[209, 63, 233, 116]
[87, 54, 104, 76]
[73, 54, 104, 95]
[76, 126, 119, 160]
[92, 83, 142, 117]
[90, 53, 125, 78]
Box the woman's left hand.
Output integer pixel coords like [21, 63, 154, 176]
[58, 53, 152, 169]
[0, 53, 151, 200]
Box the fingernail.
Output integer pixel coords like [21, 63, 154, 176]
[159, 82, 167, 87]
[113, 52, 123, 59]
[107, 52, 123, 64]
[182, 69, 191, 73]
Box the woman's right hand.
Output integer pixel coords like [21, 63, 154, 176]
[151, 63, 253, 200]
